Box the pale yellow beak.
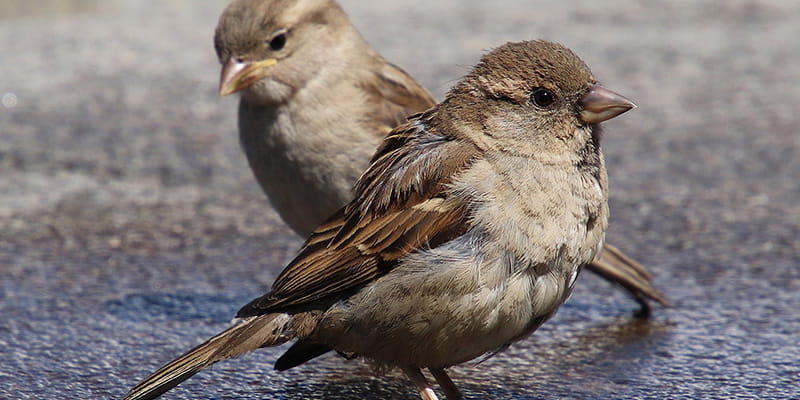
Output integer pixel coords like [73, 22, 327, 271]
[579, 84, 636, 124]
[218, 58, 278, 96]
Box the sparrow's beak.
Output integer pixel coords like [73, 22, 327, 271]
[579, 84, 636, 124]
[218, 58, 278, 96]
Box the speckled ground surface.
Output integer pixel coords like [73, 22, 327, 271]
[1, 1, 798, 399]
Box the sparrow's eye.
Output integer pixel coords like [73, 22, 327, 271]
[531, 88, 556, 108]
[269, 32, 286, 51]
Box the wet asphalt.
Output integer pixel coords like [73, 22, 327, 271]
[1, 0, 798, 399]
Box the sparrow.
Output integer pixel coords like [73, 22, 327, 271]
[122, 40, 636, 400]
[213, 0, 669, 312]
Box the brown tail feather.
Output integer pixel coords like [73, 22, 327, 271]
[121, 313, 292, 400]
[587, 244, 671, 308]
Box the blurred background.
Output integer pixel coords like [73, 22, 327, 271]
[1, 0, 798, 398]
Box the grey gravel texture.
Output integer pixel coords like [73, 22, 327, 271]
[1, 0, 798, 399]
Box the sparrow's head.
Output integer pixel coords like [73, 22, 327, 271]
[213, 0, 360, 105]
[443, 40, 635, 156]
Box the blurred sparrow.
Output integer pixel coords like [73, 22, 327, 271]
[213, 0, 668, 312]
[123, 40, 636, 400]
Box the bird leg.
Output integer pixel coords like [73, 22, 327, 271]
[429, 368, 463, 400]
[403, 367, 440, 400]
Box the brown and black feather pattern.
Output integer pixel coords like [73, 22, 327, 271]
[238, 111, 480, 317]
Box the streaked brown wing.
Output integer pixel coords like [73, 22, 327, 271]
[359, 55, 437, 139]
[237, 117, 479, 317]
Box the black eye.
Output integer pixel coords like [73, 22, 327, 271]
[269, 32, 286, 51]
[531, 88, 556, 108]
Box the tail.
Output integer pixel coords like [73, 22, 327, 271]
[121, 313, 292, 400]
[587, 244, 671, 309]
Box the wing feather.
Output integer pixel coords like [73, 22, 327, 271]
[237, 114, 479, 317]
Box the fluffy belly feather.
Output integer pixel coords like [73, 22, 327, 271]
[314, 235, 576, 368]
